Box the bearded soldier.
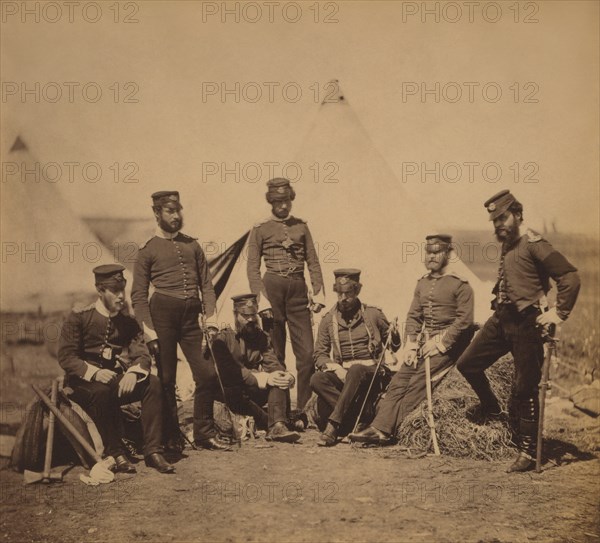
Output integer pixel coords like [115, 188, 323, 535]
[132, 191, 228, 451]
[208, 294, 301, 443]
[456, 190, 580, 472]
[247, 178, 325, 410]
[350, 235, 474, 445]
[310, 269, 401, 446]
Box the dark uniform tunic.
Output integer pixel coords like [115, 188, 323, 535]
[247, 216, 324, 410]
[132, 229, 218, 442]
[58, 300, 163, 458]
[209, 328, 290, 428]
[372, 272, 475, 436]
[457, 229, 580, 456]
[310, 303, 400, 433]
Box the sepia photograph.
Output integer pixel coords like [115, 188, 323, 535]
[1, 1, 598, 541]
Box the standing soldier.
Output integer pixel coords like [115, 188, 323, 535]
[310, 269, 401, 446]
[132, 191, 229, 452]
[350, 235, 474, 445]
[247, 178, 325, 410]
[456, 190, 580, 472]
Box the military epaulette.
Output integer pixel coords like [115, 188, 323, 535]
[526, 229, 543, 243]
[178, 232, 198, 241]
[253, 217, 271, 228]
[72, 302, 95, 313]
[294, 216, 306, 224]
[420, 272, 431, 279]
[138, 235, 156, 250]
[444, 271, 469, 283]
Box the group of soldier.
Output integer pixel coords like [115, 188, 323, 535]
[57, 179, 580, 475]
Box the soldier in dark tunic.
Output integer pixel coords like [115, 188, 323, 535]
[58, 264, 174, 473]
[456, 190, 581, 472]
[247, 178, 325, 410]
[349, 235, 475, 445]
[208, 294, 301, 443]
[132, 191, 229, 451]
[310, 269, 401, 446]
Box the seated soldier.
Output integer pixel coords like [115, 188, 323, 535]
[310, 269, 401, 446]
[207, 294, 301, 443]
[58, 264, 174, 474]
[350, 234, 475, 445]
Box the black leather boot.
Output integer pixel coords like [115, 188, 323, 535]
[507, 396, 538, 473]
[463, 373, 502, 423]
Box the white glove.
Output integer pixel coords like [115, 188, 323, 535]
[402, 349, 418, 368]
[421, 338, 440, 358]
[536, 307, 564, 326]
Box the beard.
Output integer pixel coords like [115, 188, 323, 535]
[159, 216, 183, 234]
[495, 222, 518, 243]
[337, 298, 360, 317]
[237, 320, 260, 337]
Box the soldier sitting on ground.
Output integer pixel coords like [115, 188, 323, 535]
[206, 294, 302, 443]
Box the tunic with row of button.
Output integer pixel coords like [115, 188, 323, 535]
[132, 231, 217, 333]
[405, 272, 474, 353]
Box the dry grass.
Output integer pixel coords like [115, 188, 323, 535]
[396, 356, 516, 460]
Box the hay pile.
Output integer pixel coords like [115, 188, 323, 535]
[396, 356, 516, 460]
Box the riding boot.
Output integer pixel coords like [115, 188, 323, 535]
[463, 373, 502, 422]
[507, 396, 538, 473]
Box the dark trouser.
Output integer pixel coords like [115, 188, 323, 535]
[263, 272, 314, 410]
[456, 305, 544, 455]
[211, 340, 289, 429]
[149, 293, 217, 442]
[68, 374, 163, 458]
[310, 365, 390, 435]
[373, 329, 474, 436]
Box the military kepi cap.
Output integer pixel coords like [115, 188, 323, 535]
[484, 189, 519, 221]
[231, 294, 259, 315]
[266, 178, 295, 202]
[93, 264, 126, 289]
[333, 268, 361, 292]
[425, 234, 452, 249]
[151, 191, 181, 209]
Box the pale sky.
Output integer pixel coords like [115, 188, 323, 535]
[2, 0, 598, 238]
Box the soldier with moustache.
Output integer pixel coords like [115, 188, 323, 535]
[310, 269, 401, 446]
[207, 294, 301, 443]
[247, 178, 326, 411]
[350, 235, 475, 446]
[132, 191, 229, 451]
[456, 190, 580, 472]
[58, 265, 174, 473]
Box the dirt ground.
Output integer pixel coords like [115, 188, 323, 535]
[1, 404, 599, 543]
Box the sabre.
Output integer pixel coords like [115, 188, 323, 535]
[536, 323, 557, 473]
[418, 326, 440, 456]
[200, 312, 241, 449]
[351, 317, 398, 435]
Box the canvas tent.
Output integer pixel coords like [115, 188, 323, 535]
[214, 82, 493, 332]
[0, 134, 133, 314]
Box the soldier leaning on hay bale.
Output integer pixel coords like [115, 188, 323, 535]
[457, 190, 580, 472]
[349, 234, 475, 446]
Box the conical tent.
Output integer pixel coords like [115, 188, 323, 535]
[1, 135, 131, 313]
[215, 82, 492, 330]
